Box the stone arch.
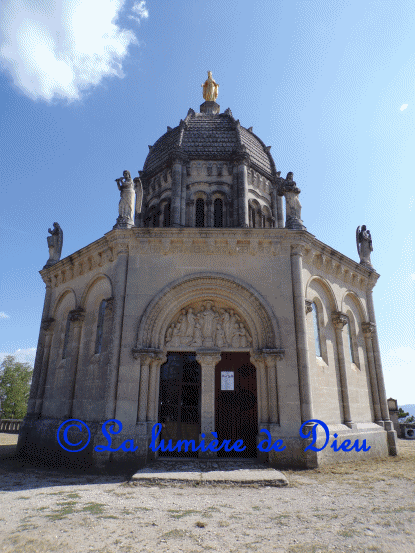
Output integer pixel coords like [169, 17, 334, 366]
[341, 290, 368, 322]
[135, 272, 281, 351]
[52, 288, 77, 318]
[80, 274, 113, 309]
[305, 276, 338, 314]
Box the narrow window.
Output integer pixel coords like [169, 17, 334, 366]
[95, 299, 107, 354]
[62, 315, 71, 360]
[152, 209, 159, 228]
[163, 202, 171, 227]
[347, 318, 355, 363]
[213, 198, 223, 228]
[195, 198, 205, 227]
[311, 303, 322, 357]
[252, 209, 256, 228]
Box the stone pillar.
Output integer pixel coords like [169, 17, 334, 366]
[67, 308, 85, 418]
[206, 198, 213, 228]
[366, 287, 397, 454]
[171, 155, 183, 227]
[237, 159, 250, 227]
[186, 200, 194, 227]
[180, 165, 187, 226]
[27, 279, 53, 415]
[147, 353, 166, 423]
[291, 244, 313, 422]
[251, 353, 268, 424]
[276, 196, 284, 228]
[196, 352, 221, 458]
[331, 312, 354, 428]
[137, 353, 153, 423]
[104, 242, 129, 420]
[362, 322, 382, 424]
[34, 319, 55, 415]
[263, 353, 280, 424]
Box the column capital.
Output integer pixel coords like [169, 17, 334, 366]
[332, 311, 348, 329]
[131, 348, 161, 362]
[68, 308, 85, 323]
[196, 352, 221, 367]
[362, 321, 376, 337]
[41, 317, 55, 332]
[305, 300, 313, 314]
[291, 243, 306, 257]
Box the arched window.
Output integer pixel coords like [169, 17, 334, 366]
[346, 317, 355, 363]
[163, 202, 171, 227]
[95, 299, 107, 354]
[213, 198, 223, 228]
[252, 209, 256, 228]
[311, 302, 322, 357]
[152, 209, 159, 228]
[195, 198, 205, 227]
[62, 315, 71, 360]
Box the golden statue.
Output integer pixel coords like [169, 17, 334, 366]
[202, 71, 219, 101]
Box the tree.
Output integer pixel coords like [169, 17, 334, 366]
[397, 408, 409, 420]
[0, 355, 33, 419]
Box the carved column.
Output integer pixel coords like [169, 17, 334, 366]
[362, 322, 382, 424]
[263, 353, 280, 424]
[27, 278, 53, 415]
[186, 200, 194, 227]
[237, 155, 250, 227]
[332, 312, 354, 427]
[365, 288, 392, 428]
[206, 197, 213, 228]
[65, 308, 85, 418]
[180, 165, 187, 226]
[291, 244, 313, 422]
[147, 352, 167, 423]
[275, 173, 285, 229]
[104, 242, 129, 420]
[137, 353, 153, 423]
[196, 352, 221, 458]
[34, 318, 55, 415]
[171, 152, 183, 227]
[251, 353, 268, 424]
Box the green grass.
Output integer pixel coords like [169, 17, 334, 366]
[81, 502, 106, 515]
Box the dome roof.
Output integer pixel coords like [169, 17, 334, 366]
[142, 107, 276, 180]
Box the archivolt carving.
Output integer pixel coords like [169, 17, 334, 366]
[135, 272, 280, 350]
[165, 301, 252, 349]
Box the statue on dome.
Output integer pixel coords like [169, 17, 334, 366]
[45, 222, 63, 268]
[114, 170, 136, 228]
[356, 225, 374, 268]
[202, 71, 219, 102]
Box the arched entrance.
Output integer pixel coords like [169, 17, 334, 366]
[215, 352, 258, 457]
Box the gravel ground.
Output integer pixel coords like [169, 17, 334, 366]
[0, 433, 414, 553]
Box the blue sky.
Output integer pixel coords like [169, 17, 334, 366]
[0, 0, 414, 404]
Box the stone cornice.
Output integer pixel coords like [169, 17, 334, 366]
[39, 228, 377, 291]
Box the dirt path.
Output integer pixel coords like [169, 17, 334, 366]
[0, 434, 414, 553]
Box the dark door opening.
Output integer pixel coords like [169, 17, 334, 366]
[158, 352, 201, 457]
[215, 352, 258, 458]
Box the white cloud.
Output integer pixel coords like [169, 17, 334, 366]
[411, 273, 415, 281]
[0, 0, 147, 102]
[0, 347, 36, 366]
[400, 104, 408, 111]
[0, 312, 10, 319]
[129, 1, 149, 23]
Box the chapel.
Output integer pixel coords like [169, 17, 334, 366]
[17, 72, 397, 471]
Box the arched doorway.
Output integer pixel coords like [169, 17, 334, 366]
[215, 352, 258, 457]
[158, 352, 201, 457]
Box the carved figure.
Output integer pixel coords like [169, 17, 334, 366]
[45, 222, 63, 267]
[356, 225, 373, 268]
[164, 303, 252, 349]
[202, 71, 219, 101]
[115, 170, 135, 226]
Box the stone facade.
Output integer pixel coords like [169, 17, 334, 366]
[17, 92, 397, 472]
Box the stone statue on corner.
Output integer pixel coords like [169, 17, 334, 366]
[356, 225, 373, 269]
[44, 222, 63, 268]
[114, 170, 137, 229]
[279, 172, 306, 230]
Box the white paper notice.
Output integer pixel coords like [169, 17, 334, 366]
[221, 371, 234, 391]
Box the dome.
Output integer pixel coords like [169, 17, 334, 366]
[142, 108, 276, 180]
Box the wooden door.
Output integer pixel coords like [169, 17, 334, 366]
[158, 353, 201, 457]
[215, 352, 258, 457]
